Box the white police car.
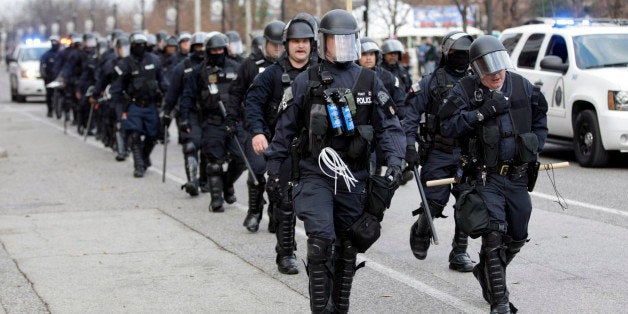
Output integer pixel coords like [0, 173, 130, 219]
[8, 39, 51, 103]
[499, 19, 628, 167]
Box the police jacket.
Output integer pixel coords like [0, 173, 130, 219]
[77, 51, 98, 94]
[92, 56, 120, 99]
[381, 61, 412, 93]
[40, 47, 60, 83]
[179, 58, 240, 122]
[439, 71, 548, 165]
[61, 48, 87, 84]
[245, 53, 312, 140]
[403, 66, 466, 150]
[110, 52, 168, 106]
[264, 60, 405, 177]
[163, 56, 203, 116]
[52, 48, 71, 79]
[228, 52, 275, 126]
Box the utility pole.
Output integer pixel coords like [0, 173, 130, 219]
[113, 4, 118, 30]
[245, 0, 251, 53]
[175, 0, 180, 35]
[141, 0, 145, 31]
[194, 0, 201, 33]
[364, 0, 369, 37]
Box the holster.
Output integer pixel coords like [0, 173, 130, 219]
[527, 161, 540, 192]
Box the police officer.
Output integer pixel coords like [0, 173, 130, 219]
[110, 33, 168, 178]
[180, 33, 245, 212]
[60, 33, 85, 125]
[438, 35, 548, 313]
[161, 35, 179, 80]
[225, 30, 245, 64]
[40, 35, 61, 117]
[380, 39, 413, 95]
[162, 32, 207, 196]
[227, 20, 285, 232]
[173, 32, 191, 64]
[245, 15, 317, 274]
[76, 33, 98, 135]
[404, 31, 475, 272]
[264, 9, 405, 313]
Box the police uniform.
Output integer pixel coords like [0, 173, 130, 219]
[110, 42, 168, 178]
[179, 42, 245, 212]
[40, 40, 61, 116]
[438, 36, 548, 313]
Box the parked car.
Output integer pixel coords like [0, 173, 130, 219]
[499, 20, 628, 166]
[8, 41, 51, 103]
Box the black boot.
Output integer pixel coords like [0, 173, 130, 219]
[128, 132, 145, 178]
[223, 158, 245, 204]
[206, 163, 224, 212]
[449, 226, 475, 272]
[306, 237, 334, 314]
[474, 232, 513, 313]
[115, 129, 127, 161]
[243, 179, 264, 232]
[333, 238, 361, 313]
[181, 143, 199, 196]
[505, 238, 527, 266]
[199, 154, 209, 193]
[142, 139, 155, 170]
[409, 200, 444, 260]
[275, 200, 298, 274]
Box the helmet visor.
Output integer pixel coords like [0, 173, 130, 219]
[472, 50, 513, 76]
[361, 41, 379, 53]
[228, 41, 243, 54]
[117, 45, 130, 58]
[318, 33, 360, 62]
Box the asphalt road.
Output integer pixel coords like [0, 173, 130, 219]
[1, 67, 627, 313]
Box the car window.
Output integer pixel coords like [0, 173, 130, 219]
[544, 35, 568, 63]
[501, 33, 522, 55]
[517, 33, 545, 69]
[19, 47, 48, 62]
[573, 34, 628, 69]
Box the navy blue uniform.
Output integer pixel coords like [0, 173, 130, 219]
[40, 46, 61, 115]
[264, 60, 405, 239]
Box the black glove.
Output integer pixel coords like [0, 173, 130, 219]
[385, 165, 403, 187]
[179, 120, 190, 134]
[478, 91, 509, 119]
[161, 114, 172, 129]
[265, 173, 282, 203]
[405, 145, 419, 167]
[225, 117, 237, 137]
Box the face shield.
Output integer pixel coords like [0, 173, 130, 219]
[318, 33, 360, 63]
[471, 50, 513, 76]
[228, 41, 243, 55]
[117, 45, 130, 58]
[85, 38, 97, 49]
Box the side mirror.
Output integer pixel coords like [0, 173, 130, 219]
[540, 55, 569, 74]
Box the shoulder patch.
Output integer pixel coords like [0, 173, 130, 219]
[114, 65, 123, 76]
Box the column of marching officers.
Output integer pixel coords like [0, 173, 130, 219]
[39, 9, 548, 314]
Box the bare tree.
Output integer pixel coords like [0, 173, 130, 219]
[452, 0, 470, 33]
[372, 0, 412, 37]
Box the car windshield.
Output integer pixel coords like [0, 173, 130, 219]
[20, 47, 48, 62]
[573, 34, 628, 69]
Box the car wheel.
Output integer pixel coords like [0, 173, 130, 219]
[573, 109, 610, 167]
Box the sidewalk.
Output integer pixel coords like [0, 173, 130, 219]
[0, 105, 309, 313]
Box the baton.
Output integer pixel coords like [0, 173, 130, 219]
[412, 165, 439, 245]
[162, 123, 168, 183]
[218, 101, 258, 186]
[83, 101, 95, 141]
[425, 161, 570, 187]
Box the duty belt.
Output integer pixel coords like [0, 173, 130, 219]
[488, 160, 528, 178]
[131, 98, 153, 107]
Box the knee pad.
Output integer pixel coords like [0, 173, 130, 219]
[307, 236, 334, 261]
[428, 199, 446, 218]
[482, 231, 504, 250]
[182, 142, 196, 155]
[206, 163, 223, 176]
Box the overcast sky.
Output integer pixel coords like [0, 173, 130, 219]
[1, 0, 154, 23]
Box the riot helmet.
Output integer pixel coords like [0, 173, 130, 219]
[358, 37, 380, 68]
[225, 30, 243, 55]
[263, 20, 285, 45]
[205, 33, 229, 66]
[129, 33, 147, 57]
[179, 32, 192, 43]
[165, 36, 178, 47]
[71, 33, 83, 47]
[115, 34, 130, 58]
[83, 33, 97, 49]
[380, 39, 404, 56]
[146, 34, 157, 51]
[469, 35, 513, 77]
[317, 9, 360, 62]
[156, 30, 169, 49]
[282, 17, 315, 59]
[250, 35, 264, 57]
[97, 37, 109, 56]
[190, 32, 206, 62]
[49, 35, 61, 51]
[440, 31, 473, 73]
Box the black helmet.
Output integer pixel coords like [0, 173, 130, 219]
[225, 30, 243, 55]
[360, 37, 380, 54]
[130, 33, 147, 45]
[190, 32, 206, 48]
[115, 34, 130, 58]
[317, 9, 360, 62]
[263, 20, 285, 45]
[83, 33, 97, 48]
[71, 33, 83, 46]
[294, 12, 319, 37]
[282, 19, 315, 43]
[380, 39, 404, 55]
[250, 35, 264, 56]
[205, 33, 229, 50]
[225, 31, 241, 43]
[165, 36, 178, 47]
[146, 34, 157, 47]
[441, 31, 473, 60]
[469, 35, 513, 76]
[156, 30, 169, 43]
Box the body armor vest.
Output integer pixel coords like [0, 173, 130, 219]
[459, 73, 538, 167]
[197, 61, 237, 122]
[424, 67, 458, 153]
[125, 55, 160, 102]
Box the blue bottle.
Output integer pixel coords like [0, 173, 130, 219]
[340, 105, 355, 136]
[326, 102, 343, 137]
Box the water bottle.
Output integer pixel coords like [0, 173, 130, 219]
[326, 102, 343, 137]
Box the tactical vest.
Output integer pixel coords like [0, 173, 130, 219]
[304, 65, 377, 168]
[124, 55, 160, 102]
[197, 62, 237, 122]
[266, 57, 310, 129]
[459, 73, 540, 167]
[424, 67, 457, 153]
